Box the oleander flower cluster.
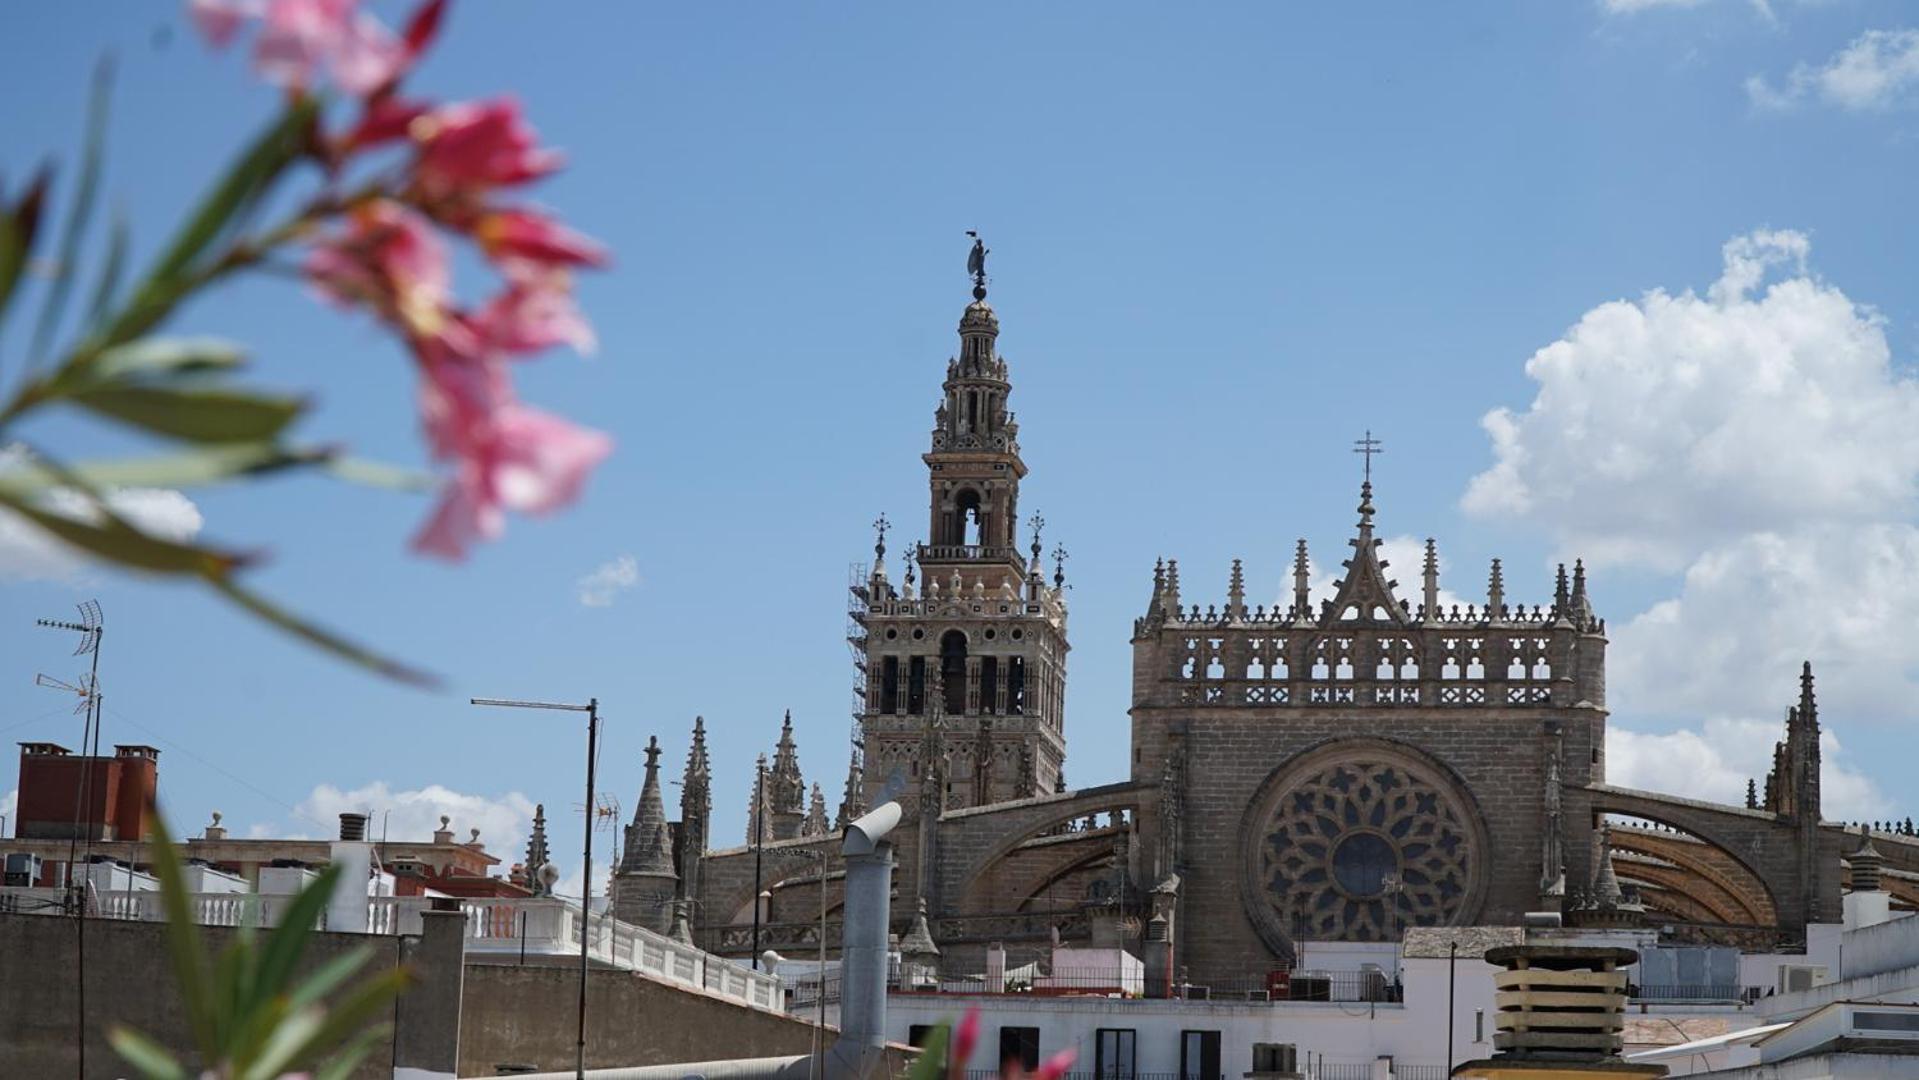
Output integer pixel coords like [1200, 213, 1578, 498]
[192, 0, 611, 558]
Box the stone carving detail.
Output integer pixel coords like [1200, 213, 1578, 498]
[1243, 740, 1485, 950]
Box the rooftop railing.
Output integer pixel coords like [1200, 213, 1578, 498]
[0, 887, 782, 1013]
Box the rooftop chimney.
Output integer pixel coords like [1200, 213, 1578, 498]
[1451, 945, 1665, 1079]
[338, 812, 369, 842]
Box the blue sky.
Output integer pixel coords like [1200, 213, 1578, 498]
[3, 1, 1917, 868]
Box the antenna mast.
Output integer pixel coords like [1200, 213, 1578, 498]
[35, 599, 102, 1080]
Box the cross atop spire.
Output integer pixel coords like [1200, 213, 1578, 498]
[1353, 430, 1384, 484]
[873, 512, 889, 562]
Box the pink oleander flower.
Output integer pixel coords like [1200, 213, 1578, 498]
[191, 0, 406, 96]
[949, 1008, 980, 1078]
[412, 354, 611, 559]
[472, 207, 609, 269]
[411, 98, 564, 198]
[474, 264, 597, 357]
[305, 200, 478, 359]
[1032, 1048, 1077, 1080]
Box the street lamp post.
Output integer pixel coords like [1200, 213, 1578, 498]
[471, 696, 599, 1080]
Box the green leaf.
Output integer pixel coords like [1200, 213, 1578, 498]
[237, 1005, 326, 1080]
[28, 55, 113, 368]
[143, 815, 223, 1062]
[69, 384, 305, 443]
[106, 1025, 191, 1080]
[281, 941, 372, 1013]
[0, 482, 247, 576]
[903, 1021, 950, 1080]
[0, 444, 335, 497]
[0, 163, 52, 325]
[214, 577, 439, 687]
[257, 968, 410, 1080]
[324, 454, 436, 492]
[84, 208, 128, 331]
[312, 1023, 392, 1080]
[252, 865, 345, 1003]
[100, 96, 318, 350]
[87, 336, 247, 383]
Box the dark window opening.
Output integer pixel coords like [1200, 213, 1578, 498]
[999, 1026, 1040, 1071]
[881, 656, 900, 713]
[908, 656, 926, 715]
[941, 630, 968, 715]
[979, 656, 999, 714]
[1179, 1030, 1220, 1080]
[1008, 657, 1026, 714]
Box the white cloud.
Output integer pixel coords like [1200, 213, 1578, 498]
[1748, 29, 1919, 111]
[1463, 229, 1917, 572]
[1608, 718, 1891, 821]
[1468, 228, 1919, 816]
[293, 781, 537, 856]
[1, 788, 16, 830]
[1611, 525, 1919, 721]
[0, 447, 205, 582]
[576, 554, 640, 607]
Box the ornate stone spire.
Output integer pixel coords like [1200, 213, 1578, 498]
[1165, 558, 1182, 614]
[1293, 540, 1311, 620]
[613, 736, 677, 932]
[1569, 559, 1595, 630]
[1592, 825, 1624, 907]
[898, 896, 941, 964]
[804, 783, 829, 837]
[1227, 559, 1246, 620]
[677, 716, 711, 904]
[1487, 558, 1506, 616]
[836, 733, 866, 829]
[621, 737, 675, 878]
[746, 753, 771, 845]
[1422, 539, 1439, 620]
[1746, 777, 1758, 810]
[1323, 476, 1407, 626]
[768, 710, 806, 840]
[524, 803, 551, 896]
[1539, 731, 1566, 899]
[1554, 563, 1571, 619]
[1145, 558, 1167, 621]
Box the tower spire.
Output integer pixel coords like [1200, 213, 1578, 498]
[1227, 559, 1246, 620]
[837, 731, 867, 829]
[1422, 539, 1439, 620]
[612, 735, 677, 932]
[1488, 558, 1505, 616]
[1293, 540, 1311, 620]
[524, 804, 551, 895]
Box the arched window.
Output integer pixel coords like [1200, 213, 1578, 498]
[952, 489, 984, 548]
[940, 630, 968, 715]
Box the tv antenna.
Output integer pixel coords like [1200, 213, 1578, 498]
[576, 794, 622, 833]
[34, 598, 102, 1080]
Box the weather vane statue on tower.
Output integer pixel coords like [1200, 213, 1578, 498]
[965, 230, 989, 300]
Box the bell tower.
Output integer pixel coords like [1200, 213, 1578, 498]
[921, 236, 1028, 596]
[846, 237, 1070, 817]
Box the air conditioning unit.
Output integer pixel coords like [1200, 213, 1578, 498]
[1246, 989, 1271, 1002]
[1778, 964, 1828, 994]
[3, 852, 40, 887]
[1183, 985, 1211, 1000]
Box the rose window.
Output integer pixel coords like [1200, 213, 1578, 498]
[1242, 742, 1483, 946]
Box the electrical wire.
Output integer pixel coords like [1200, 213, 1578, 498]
[101, 703, 333, 832]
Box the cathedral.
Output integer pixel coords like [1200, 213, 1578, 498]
[606, 246, 1915, 986]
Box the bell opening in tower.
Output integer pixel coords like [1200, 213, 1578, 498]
[940, 630, 968, 715]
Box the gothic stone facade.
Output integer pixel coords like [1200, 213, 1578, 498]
[605, 263, 1894, 986]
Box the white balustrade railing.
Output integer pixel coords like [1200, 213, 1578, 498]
[2, 887, 783, 1013]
